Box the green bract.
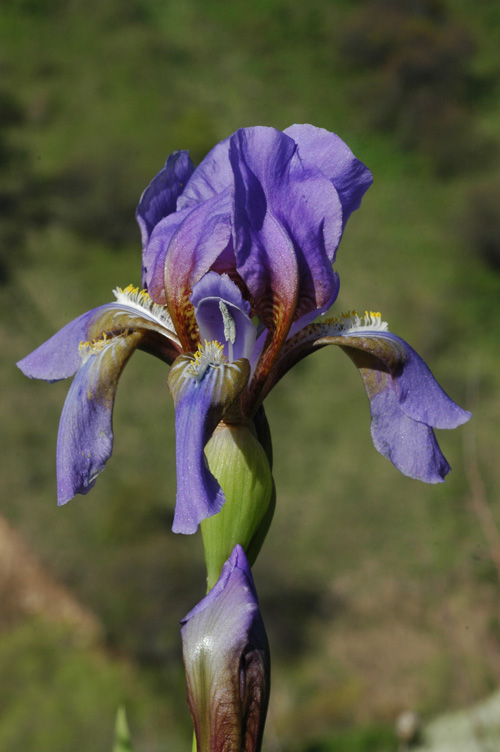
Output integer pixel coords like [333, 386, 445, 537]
[202, 420, 273, 590]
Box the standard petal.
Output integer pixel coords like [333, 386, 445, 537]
[181, 545, 270, 752]
[141, 204, 192, 302]
[263, 314, 470, 482]
[191, 272, 257, 363]
[164, 190, 233, 351]
[284, 124, 373, 226]
[285, 280, 339, 341]
[136, 150, 195, 248]
[56, 330, 144, 504]
[230, 127, 343, 402]
[167, 346, 250, 534]
[176, 135, 232, 210]
[231, 126, 343, 313]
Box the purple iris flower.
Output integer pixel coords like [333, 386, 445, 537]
[17, 125, 470, 534]
[181, 544, 270, 752]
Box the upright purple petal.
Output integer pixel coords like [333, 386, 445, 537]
[191, 272, 257, 363]
[136, 150, 195, 248]
[230, 126, 344, 405]
[142, 204, 192, 303]
[181, 545, 270, 752]
[167, 347, 250, 534]
[284, 124, 373, 226]
[231, 126, 342, 320]
[177, 136, 232, 210]
[164, 190, 233, 351]
[56, 330, 144, 504]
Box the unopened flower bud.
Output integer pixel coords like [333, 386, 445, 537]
[181, 545, 270, 752]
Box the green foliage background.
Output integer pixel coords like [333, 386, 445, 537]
[1, 1, 500, 750]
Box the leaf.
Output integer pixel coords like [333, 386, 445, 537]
[112, 706, 135, 752]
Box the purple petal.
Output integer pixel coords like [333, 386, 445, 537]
[176, 136, 232, 210]
[367, 374, 451, 482]
[181, 545, 269, 752]
[373, 333, 470, 429]
[167, 349, 250, 534]
[284, 124, 373, 226]
[191, 272, 257, 363]
[229, 126, 300, 325]
[17, 305, 122, 382]
[164, 190, 233, 350]
[231, 126, 342, 322]
[331, 332, 470, 481]
[230, 126, 345, 406]
[182, 544, 258, 621]
[338, 331, 471, 430]
[286, 281, 339, 340]
[56, 331, 143, 504]
[142, 204, 192, 303]
[263, 317, 470, 482]
[17, 296, 180, 382]
[136, 150, 195, 248]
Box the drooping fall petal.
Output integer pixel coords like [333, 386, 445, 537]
[57, 330, 144, 504]
[263, 313, 471, 482]
[167, 344, 250, 534]
[17, 289, 180, 382]
[17, 288, 182, 503]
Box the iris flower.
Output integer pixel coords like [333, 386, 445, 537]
[17, 125, 470, 534]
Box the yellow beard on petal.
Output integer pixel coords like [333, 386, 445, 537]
[187, 341, 228, 381]
[326, 310, 389, 335]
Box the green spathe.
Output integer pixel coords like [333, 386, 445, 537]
[202, 419, 273, 590]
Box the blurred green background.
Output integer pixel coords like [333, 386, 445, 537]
[2, 0, 500, 750]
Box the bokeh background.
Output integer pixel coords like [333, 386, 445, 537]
[2, 0, 500, 750]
